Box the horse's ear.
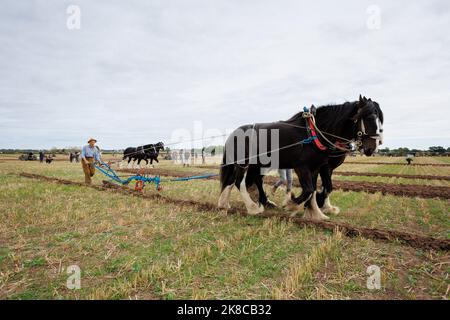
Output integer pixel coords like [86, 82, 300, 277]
[310, 104, 317, 115]
[359, 94, 368, 107]
[359, 94, 366, 106]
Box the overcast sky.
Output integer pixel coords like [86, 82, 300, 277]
[0, 0, 449, 150]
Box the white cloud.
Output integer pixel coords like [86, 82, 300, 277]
[0, 0, 449, 149]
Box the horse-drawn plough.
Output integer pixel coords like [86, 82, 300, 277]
[94, 161, 218, 192]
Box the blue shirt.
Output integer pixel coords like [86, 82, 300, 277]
[81, 145, 101, 162]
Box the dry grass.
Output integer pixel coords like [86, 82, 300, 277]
[0, 160, 448, 300]
[271, 230, 343, 299]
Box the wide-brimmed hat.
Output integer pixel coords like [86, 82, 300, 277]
[87, 138, 97, 143]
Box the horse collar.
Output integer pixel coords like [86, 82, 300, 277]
[306, 117, 327, 151]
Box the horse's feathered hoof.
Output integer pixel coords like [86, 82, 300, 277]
[247, 203, 264, 215]
[304, 207, 330, 221]
[322, 205, 340, 215]
[283, 199, 301, 212]
[265, 199, 278, 208]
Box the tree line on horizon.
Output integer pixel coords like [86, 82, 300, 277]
[0, 145, 448, 156]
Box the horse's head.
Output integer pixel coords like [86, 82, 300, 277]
[352, 95, 384, 156]
[156, 142, 164, 151]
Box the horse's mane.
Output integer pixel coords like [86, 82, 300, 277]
[284, 100, 383, 132]
[284, 101, 358, 125]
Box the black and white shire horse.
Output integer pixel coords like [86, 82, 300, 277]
[218, 95, 384, 220]
[123, 142, 165, 167]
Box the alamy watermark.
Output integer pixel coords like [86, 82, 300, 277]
[366, 265, 381, 290]
[169, 121, 280, 170]
[66, 5, 81, 30]
[366, 5, 381, 30]
[66, 264, 81, 290]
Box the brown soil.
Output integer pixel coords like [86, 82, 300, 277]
[19, 172, 450, 251]
[335, 171, 450, 181]
[332, 181, 450, 199]
[119, 168, 450, 199]
[344, 161, 450, 167]
[191, 165, 450, 181]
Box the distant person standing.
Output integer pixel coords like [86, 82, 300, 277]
[75, 151, 80, 163]
[201, 147, 206, 164]
[81, 138, 102, 185]
[39, 151, 45, 163]
[69, 152, 74, 163]
[406, 154, 414, 165]
[180, 149, 189, 167]
[272, 169, 293, 206]
[172, 150, 178, 164]
[179, 149, 185, 166]
[184, 149, 190, 167]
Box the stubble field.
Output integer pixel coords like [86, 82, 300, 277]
[0, 156, 449, 299]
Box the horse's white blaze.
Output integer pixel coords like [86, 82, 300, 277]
[321, 196, 340, 215]
[373, 116, 383, 151]
[360, 118, 366, 135]
[240, 172, 264, 215]
[377, 117, 383, 145]
[218, 185, 233, 209]
[304, 192, 330, 221]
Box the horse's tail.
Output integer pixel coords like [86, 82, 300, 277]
[219, 150, 234, 192]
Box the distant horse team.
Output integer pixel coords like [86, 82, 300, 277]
[122, 142, 165, 168]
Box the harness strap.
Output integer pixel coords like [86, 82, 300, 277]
[307, 118, 327, 151]
[300, 106, 352, 152]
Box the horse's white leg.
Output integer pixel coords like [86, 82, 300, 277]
[321, 195, 340, 215]
[284, 193, 312, 216]
[218, 185, 233, 209]
[282, 191, 292, 207]
[240, 172, 264, 215]
[304, 192, 330, 221]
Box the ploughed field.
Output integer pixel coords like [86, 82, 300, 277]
[0, 156, 449, 299]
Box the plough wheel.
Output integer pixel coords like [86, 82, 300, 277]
[135, 180, 144, 193]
